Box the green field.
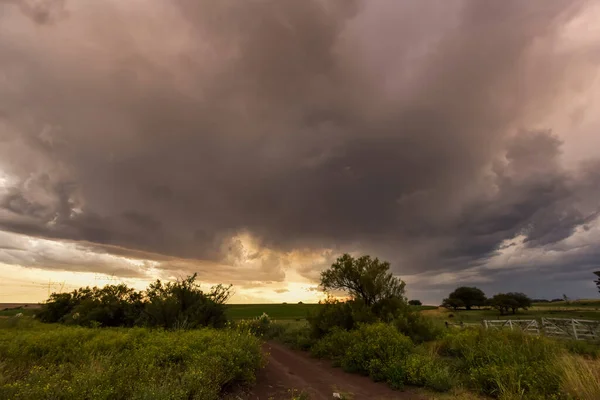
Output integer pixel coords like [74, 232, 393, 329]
[225, 303, 321, 320]
[530, 299, 600, 310]
[0, 307, 36, 317]
[422, 303, 600, 324]
[225, 303, 437, 320]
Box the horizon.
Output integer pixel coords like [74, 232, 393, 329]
[1, 0, 600, 305]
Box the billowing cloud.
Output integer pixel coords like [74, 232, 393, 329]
[0, 0, 599, 301]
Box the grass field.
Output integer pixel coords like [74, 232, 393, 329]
[225, 303, 437, 320]
[0, 318, 263, 399]
[0, 305, 37, 317]
[421, 303, 600, 323]
[531, 299, 600, 310]
[225, 303, 321, 320]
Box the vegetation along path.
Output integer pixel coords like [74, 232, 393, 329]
[239, 342, 424, 400]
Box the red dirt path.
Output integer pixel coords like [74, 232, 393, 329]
[236, 342, 425, 400]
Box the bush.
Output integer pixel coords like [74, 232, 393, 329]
[0, 320, 263, 400]
[404, 352, 454, 392]
[307, 298, 376, 338]
[311, 323, 413, 388]
[310, 327, 354, 362]
[36, 274, 231, 329]
[439, 329, 562, 398]
[266, 321, 315, 351]
[393, 307, 445, 343]
[235, 313, 272, 336]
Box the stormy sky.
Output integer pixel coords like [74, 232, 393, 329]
[1, 0, 600, 303]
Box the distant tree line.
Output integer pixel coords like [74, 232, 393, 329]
[36, 274, 232, 329]
[441, 286, 533, 315]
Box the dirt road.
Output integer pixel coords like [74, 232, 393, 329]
[237, 342, 424, 400]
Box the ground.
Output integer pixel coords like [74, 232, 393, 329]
[234, 342, 425, 400]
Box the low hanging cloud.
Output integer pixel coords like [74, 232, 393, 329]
[0, 0, 599, 297]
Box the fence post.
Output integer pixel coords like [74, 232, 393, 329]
[509, 320, 513, 330]
[572, 319, 579, 340]
[484, 320, 488, 329]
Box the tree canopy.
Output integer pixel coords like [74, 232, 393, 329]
[488, 292, 532, 315]
[442, 286, 486, 310]
[36, 274, 232, 329]
[595, 271, 600, 293]
[320, 254, 406, 307]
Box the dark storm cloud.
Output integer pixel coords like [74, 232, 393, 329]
[0, 0, 67, 24]
[0, 0, 599, 283]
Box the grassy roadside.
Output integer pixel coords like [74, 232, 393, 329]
[265, 319, 600, 399]
[0, 318, 263, 400]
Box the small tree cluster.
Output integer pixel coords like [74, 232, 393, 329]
[594, 271, 600, 294]
[442, 287, 486, 310]
[408, 299, 422, 306]
[36, 274, 232, 329]
[487, 292, 532, 315]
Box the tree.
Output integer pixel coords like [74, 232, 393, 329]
[488, 294, 517, 315]
[441, 297, 464, 311]
[595, 271, 600, 293]
[505, 292, 532, 314]
[320, 254, 406, 307]
[488, 292, 532, 315]
[408, 299, 422, 306]
[445, 287, 486, 310]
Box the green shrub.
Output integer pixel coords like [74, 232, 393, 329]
[404, 352, 453, 391]
[340, 323, 413, 378]
[310, 327, 354, 362]
[307, 298, 376, 338]
[266, 322, 315, 351]
[393, 308, 445, 343]
[439, 329, 562, 398]
[0, 320, 263, 400]
[311, 323, 413, 388]
[235, 312, 272, 336]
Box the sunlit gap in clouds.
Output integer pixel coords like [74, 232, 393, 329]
[0, 229, 327, 304]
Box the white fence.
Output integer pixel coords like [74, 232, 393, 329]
[481, 318, 600, 341]
[484, 319, 540, 335]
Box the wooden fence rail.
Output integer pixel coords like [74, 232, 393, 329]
[480, 318, 600, 341]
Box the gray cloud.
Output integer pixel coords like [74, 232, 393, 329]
[0, 0, 599, 293]
[0, 0, 67, 24]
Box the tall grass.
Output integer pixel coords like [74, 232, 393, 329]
[560, 354, 600, 400]
[439, 328, 563, 399]
[0, 319, 263, 400]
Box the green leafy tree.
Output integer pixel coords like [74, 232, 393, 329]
[408, 299, 422, 306]
[441, 297, 464, 311]
[320, 254, 406, 307]
[488, 293, 518, 315]
[595, 271, 600, 294]
[505, 292, 532, 314]
[445, 286, 486, 310]
[488, 292, 532, 315]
